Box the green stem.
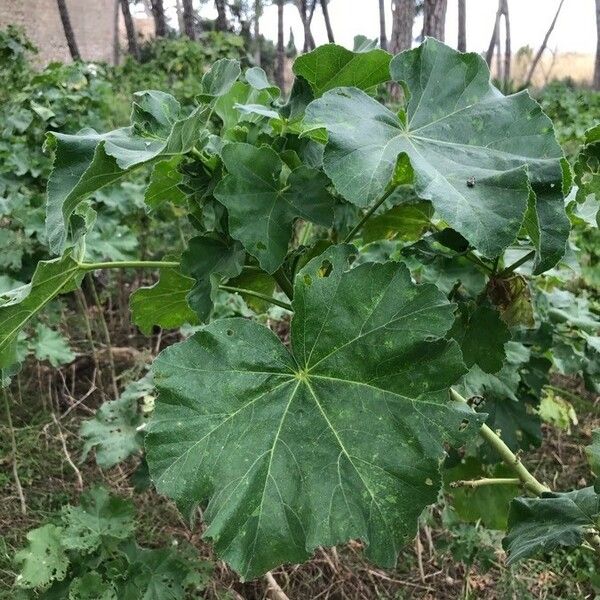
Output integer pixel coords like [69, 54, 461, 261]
[3, 387, 26, 515]
[450, 388, 550, 496]
[219, 285, 293, 312]
[273, 268, 294, 300]
[450, 477, 521, 489]
[190, 147, 203, 160]
[499, 250, 536, 277]
[343, 186, 397, 243]
[78, 260, 180, 271]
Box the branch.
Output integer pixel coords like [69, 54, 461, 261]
[265, 572, 290, 600]
[450, 388, 550, 496]
[450, 477, 521, 489]
[78, 260, 180, 271]
[498, 250, 535, 277]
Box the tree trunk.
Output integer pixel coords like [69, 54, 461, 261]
[215, 0, 228, 31]
[297, 0, 315, 52]
[523, 0, 565, 87]
[457, 0, 466, 52]
[594, 0, 600, 89]
[422, 0, 447, 41]
[379, 0, 387, 50]
[320, 0, 335, 43]
[175, 0, 184, 32]
[182, 0, 196, 39]
[390, 0, 415, 54]
[56, 0, 81, 60]
[254, 0, 261, 66]
[502, 0, 511, 89]
[120, 0, 140, 59]
[113, 0, 120, 65]
[276, 0, 285, 90]
[151, 0, 167, 36]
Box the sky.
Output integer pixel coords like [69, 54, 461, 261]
[186, 0, 598, 56]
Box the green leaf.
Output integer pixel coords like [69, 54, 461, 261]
[130, 267, 198, 335]
[200, 58, 241, 99]
[46, 91, 208, 253]
[68, 572, 116, 600]
[444, 457, 520, 530]
[587, 429, 600, 478]
[30, 324, 76, 367]
[449, 304, 511, 374]
[227, 269, 276, 313]
[245, 66, 280, 98]
[214, 143, 334, 273]
[574, 123, 600, 204]
[504, 486, 600, 564]
[293, 44, 391, 97]
[362, 200, 433, 243]
[146, 245, 482, 579]
[61, 487, 135, 552]
[15, 524, 69, 589]
[306, 38, 568, 271]
[214, 81, 274, 131]
[80, 375, 153, 468]
[145, 157, 186, 209]
[180, 236, 245, 321]
[0, 254, 81, 369]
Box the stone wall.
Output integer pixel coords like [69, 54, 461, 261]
[0, 0, 117, 65]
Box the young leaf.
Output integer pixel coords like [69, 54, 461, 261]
[29, 323, 76, 367]
[503, 486, 600, 564]
[15, 524, 69, 589]
[245, 66, 280, 98]
[61, 487, 135, 552]
[130, 267, 198, 335]
[146, 245, 482, 579]
[293, 44, 391, 97]
[0, 253, 81, 369]
[200, 58, 241, 99]
[306, 38, 569, 272]
[574, 123, 600, 204]
[144, 157, 186, 209]
[214, 81, 274, 130]
[180, 236, 245, 321]
[80, 375, 153, 468]
[46, 91, 208, 253]
[214, 143, 334, 273]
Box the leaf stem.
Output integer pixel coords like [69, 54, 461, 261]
[219, 285, 293, 312]
[450, 477, 521, 489]
[343, 186, 397, 243]
[78, 260, 180, 271]
[499, 250, 536, 277]
[273, 268, 294, 300]
[450, 388, 550, 496]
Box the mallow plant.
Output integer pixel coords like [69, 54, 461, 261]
[2, 38, 600, 582]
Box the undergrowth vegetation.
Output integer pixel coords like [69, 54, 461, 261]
[0, 26, 599, 600]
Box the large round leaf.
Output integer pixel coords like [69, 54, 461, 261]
[305, 38, 569, 273]
[146, 245, 482, 579]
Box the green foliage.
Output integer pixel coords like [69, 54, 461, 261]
[13, 488, 209, 597]
[3, 31, 600, 583]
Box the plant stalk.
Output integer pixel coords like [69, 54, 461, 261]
[78, 260, 179, 271]
[450, 388, 550, 496]
[450, 477, 521, 489]
[219, 285, 293, 311]
[3, 387, 26, 515]
[344, 186, 397, 243]
[273, 268, 294, 300]
[499, 250, 536, 277]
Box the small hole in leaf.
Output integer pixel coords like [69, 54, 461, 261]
[459, 419, 469, 432]
[318, 259, 333, 278]
[226, 329, 234, 336]
[303, 274, 312, 286]
[347, 254, 357, 266]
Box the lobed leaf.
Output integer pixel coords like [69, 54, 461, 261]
[504, 486, 600, 563]
[306, 38, 569, 273]
[146, 245, 483, 579]
[214, 143, 334, 273]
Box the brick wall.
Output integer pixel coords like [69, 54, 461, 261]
[0, 0, 118, 65]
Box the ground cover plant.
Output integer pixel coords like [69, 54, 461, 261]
[1, 32, 599, 599]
